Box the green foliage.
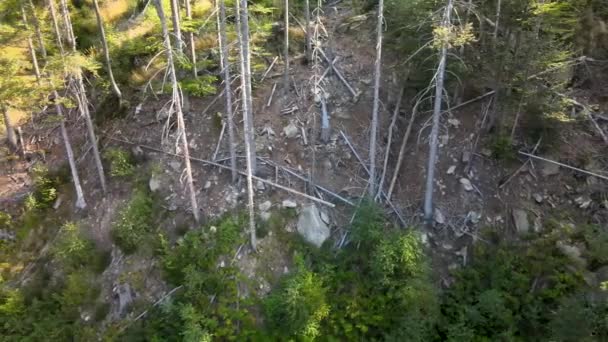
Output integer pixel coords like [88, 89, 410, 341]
[582, 224, 608, 266]
[53, 222, 110, 273]
[439, 232, 587, 340]
[179, 75, 218, 97]
[103, 147, 135, 178]
[490, 134, 516, 161]
[549, 293, 608, 341]
[111, 189, 154, 253]
[264, 255, 329, 340]
[30, 164, 59, 209]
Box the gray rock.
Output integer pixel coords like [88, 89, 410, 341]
[467, 211, 481, 224]
[447, 165, 456, 175]
[259, 200, 272, 212]
[53, 196, 63, 210]
[297, 205, 330, 247]
[260, 211, 271, 222]
[462, 151, 471, 163]
[480, 148, 492, 157]
[282, 199, 297, 208]
[459, 178, 473, 191]
[256, 180, 266, 191]
[533, 193, 543, 203]
[203, 181, 212, 189]
[113, 283, 134, 318]
[283, 123, 299, 138]
[556, 241, 587, 268]
[149, 174, 161, 192]
[434, 208, 446, 225]
[512, 209, 529, 234]
[540, 159, 560, 176]
[169, 161, 181, 172]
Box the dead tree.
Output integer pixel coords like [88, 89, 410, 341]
[21, 5, 41, 83]
[368, 0, 384, 197]
[58, 0, 75, 47]
[283, 0, 290, 94]
[304, 0, 311, 62]
[57, 0, 107, 193]
[236, 0, 257, 249]
[170, 0, 183, 53]
[2, 108, 17, 151]
[218, 0, 237, 183]
[28, 0, 47, 61]
[48, 0, 87, 208]
[92, 0, 122, 100]
[184, 0, 197, 78]
[154, 0, 200, 222]
[423, 0, 453, 223]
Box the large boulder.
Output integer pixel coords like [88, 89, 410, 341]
[297, 205, 330, 248]
[512, 209, 529, 234]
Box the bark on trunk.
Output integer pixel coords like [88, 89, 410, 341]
[170, 0, 183, 53]
[2, 108, 17, 151]
[304, 0, 311, 62]
[154, 0, 200, 223]
[93, 0, 122, 100]
[219, 0, 237, 183]
[236, 0, 257, 249]
[283, 0, 290, 94]
[376, 86, 404, 200]
[57, 0, 108, 193]
[185, 0, 197, 78]
[423, 0, 453, 223]
[59, 0, 75, 48]
[29, 0, 47, 61]
[21, 6, 42, 83]
[57, 96, 87, 209]
[368, 0, 384, 197]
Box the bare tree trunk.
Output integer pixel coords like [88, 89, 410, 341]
[92, 0, 122, 100]
[236, 0, 257, 250]
[2, 108, 17, 151]
[494, 0, 501, 45]
[304, 0, 311, 62]
[154, 0, 200, 222]
[29, 0, 47, 61]
[387, 97, 418, 201]
[376, 86, 403, 200]
[368, 0, 384, 197]
[170, 0, 183, 53]
[236, 0, 257, 174]
[184, 0, 197, 78]
[283, 0, 290, 94]
[45, 2, 88, 207]
[423, 0, 453, 223]
[57, 97, 87, 209]
[219, 0, 237, 183]
[21, 5, 42, 83]
[57, 0, 108, 193]
[59, 0, 75, 47]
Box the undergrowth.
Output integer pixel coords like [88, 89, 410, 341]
[111, 188, 155, 253]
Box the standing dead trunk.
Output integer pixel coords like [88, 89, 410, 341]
[57, 0, 107, 193]
[2, 108, 17, 151]
[48, 0, 86, 208]
[423, 0, 453, 223]
[154, 0, 200, 223]
[218, 0, 237, 183]
[184, 0, 197, 78]
[59, 0, 75, 47]
[376, 86, 404, 200]
[283, 0, 290, 94]
[29, 0, 47, 61]
[22, 6, 41, 83]
[368, 0, 384, 197]
[236, 0, 257, 249]
[170, 0, 183, 53]
[236, 0, 257, 174]
[494, 0, 502, 45]
[92, 0, 122, 100]
[304, 0, 311, 62]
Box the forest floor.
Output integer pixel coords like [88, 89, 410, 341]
[2, 0, 608, 326]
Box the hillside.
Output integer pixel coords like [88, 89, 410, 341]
[1, 0, 608, 340]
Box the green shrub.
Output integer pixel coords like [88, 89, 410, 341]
[179, 76, 218, 97]
[30, 164, 59, 209]
[111, 189, 154, 253]
[582, 224, 608, 265]
[264, 255, 330, 340]
[104, 148, 134, 178]
[490, 134, 516, 161]
[54, 222, 95, 270]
